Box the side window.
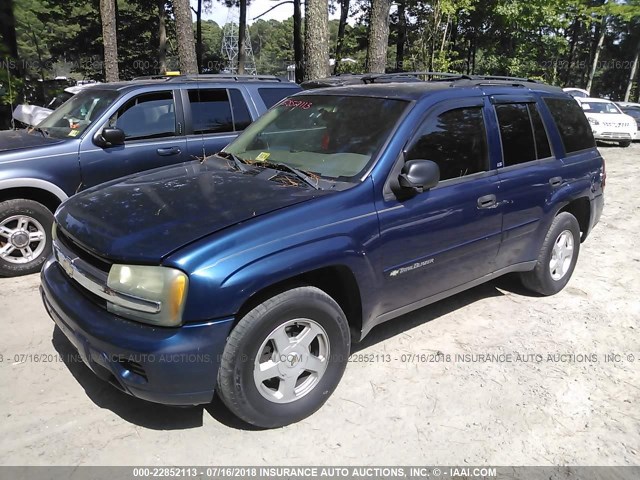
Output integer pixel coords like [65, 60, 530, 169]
[495, 103, 552, 166]
[406, 106, 488, 181]
[258, 87, 297, 109]
[229, 89, 252, 130]
[529, 104, 552, 159]
[188, 89, 233, 134]
[110, 91, 176, 140]
[543, 97, 596, 154]
[496, 104, 536, 165]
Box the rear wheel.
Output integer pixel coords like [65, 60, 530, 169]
[619, 140, 631, 147]
[216, 286, 350, 428]
[520, 212, 580, 296]
[0, 199, 53, 277]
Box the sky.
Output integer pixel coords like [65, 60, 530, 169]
[194, 0, 344, 26]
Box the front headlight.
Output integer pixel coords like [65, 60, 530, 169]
[107, 265, 188, 327]
[588, 117, 599, 126]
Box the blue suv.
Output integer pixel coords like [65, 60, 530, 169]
[40, 75, 604, 428]
[0, 75, 300, 276]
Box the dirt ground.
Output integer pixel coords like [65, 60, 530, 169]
[0, 144, 639, 466]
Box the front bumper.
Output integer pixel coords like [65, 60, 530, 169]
[40, 257, 235, 406]
[592, 130, 635, 141]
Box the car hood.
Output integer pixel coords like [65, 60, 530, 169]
[0, 129, 65, 153]
[55, 160, 331, 263]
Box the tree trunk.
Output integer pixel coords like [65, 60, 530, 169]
[238, 0, 247, 74]
[564, 18, 580, 86]
[304, 0, 329, 81]
[173, 0, 198, 74]
[334, 0, 350, 74]
[100, 0, 119, 82]
[293, 0, 304, 82]
[395, 0, 406, 72]
[0, 0, 19, 60]
[440, 14, 450, 53]
[624, 38, 640, 102]
[586, 17, 606, 94]
[366, 0, 392, 73]
[471, 34, 476, 74]
[158, 0, 167, 74]
[636, 57, 640, 102]
[195, 0, 202, 73]
[26, 22, 46, 100]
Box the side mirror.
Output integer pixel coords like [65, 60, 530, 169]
[93, 127, 125, 148]
[397, 159, 440, 194]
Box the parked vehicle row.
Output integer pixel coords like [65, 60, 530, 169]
[563, 87, 638, 146]
[0, 75, 301, 277]
[39, 75, 604, 428]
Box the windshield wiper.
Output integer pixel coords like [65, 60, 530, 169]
[265, 161, 321, 190]
[216, 152, 323, 190]
[29, 126, 49, 138]
[214, 151, 250, 173]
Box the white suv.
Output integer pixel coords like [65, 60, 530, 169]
[576, 97, 637, 147]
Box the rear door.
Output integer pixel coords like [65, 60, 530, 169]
[375, 98, 502, 315]
[489, 95, 558, 268]
[182, 87, 253, 159]
[78, 89, 187, 188]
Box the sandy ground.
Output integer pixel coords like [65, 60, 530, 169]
[0, 144, 639, 466]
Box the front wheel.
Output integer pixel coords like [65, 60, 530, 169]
[216, 286, 351, 428]
[519, 212, 580, 296]
[619, 140, 631, 148]
[0, 199, 54, 277]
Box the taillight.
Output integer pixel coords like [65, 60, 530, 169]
[601, 157, 606, 190]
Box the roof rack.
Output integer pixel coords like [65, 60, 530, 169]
[131, 74, 288, 83]
[369, 72, 541, 84]
[361, 71, 472, 84]
[300, 71, 552, 90]
[468, 75, 541, 84]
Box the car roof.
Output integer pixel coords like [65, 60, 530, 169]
[617, 102, 640, 108]
[563, 87, 590, 93]
[299, 75, 564, 102]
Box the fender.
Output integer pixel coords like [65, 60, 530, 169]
[0, 177, 69, 202]
[185, 235, 377, 323]
[530, 178, 593, 253]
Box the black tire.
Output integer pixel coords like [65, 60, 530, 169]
[0, 199, 54, 277]
[619, 140, 631, 148]
[520, 212, 581, 296]
[216, 286, 350, 428]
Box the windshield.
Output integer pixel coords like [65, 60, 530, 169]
[38, 89, 119, 139]
[581, 102, 622, 114]
[224, 95, 408, 181]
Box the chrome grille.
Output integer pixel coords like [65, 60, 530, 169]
[53, 233, 161, 314]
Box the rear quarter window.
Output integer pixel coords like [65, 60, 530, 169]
[259, 87, 300, 109]
[543, 97, 595, 154]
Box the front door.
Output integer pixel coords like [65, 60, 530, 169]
[375, 99, 503, 316]
[79, 89, 187, 189]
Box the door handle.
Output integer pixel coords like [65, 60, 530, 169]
[549, 176, 563, 187]
[477, 194, 497, 209]
[156, 147, 181, 156]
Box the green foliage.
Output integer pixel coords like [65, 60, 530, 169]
[6, 0, 640, 100]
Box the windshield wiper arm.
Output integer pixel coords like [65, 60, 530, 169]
[215, 151, 250, 172]
[29, 126, 49, 138]
[268, 162, 321, 190]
